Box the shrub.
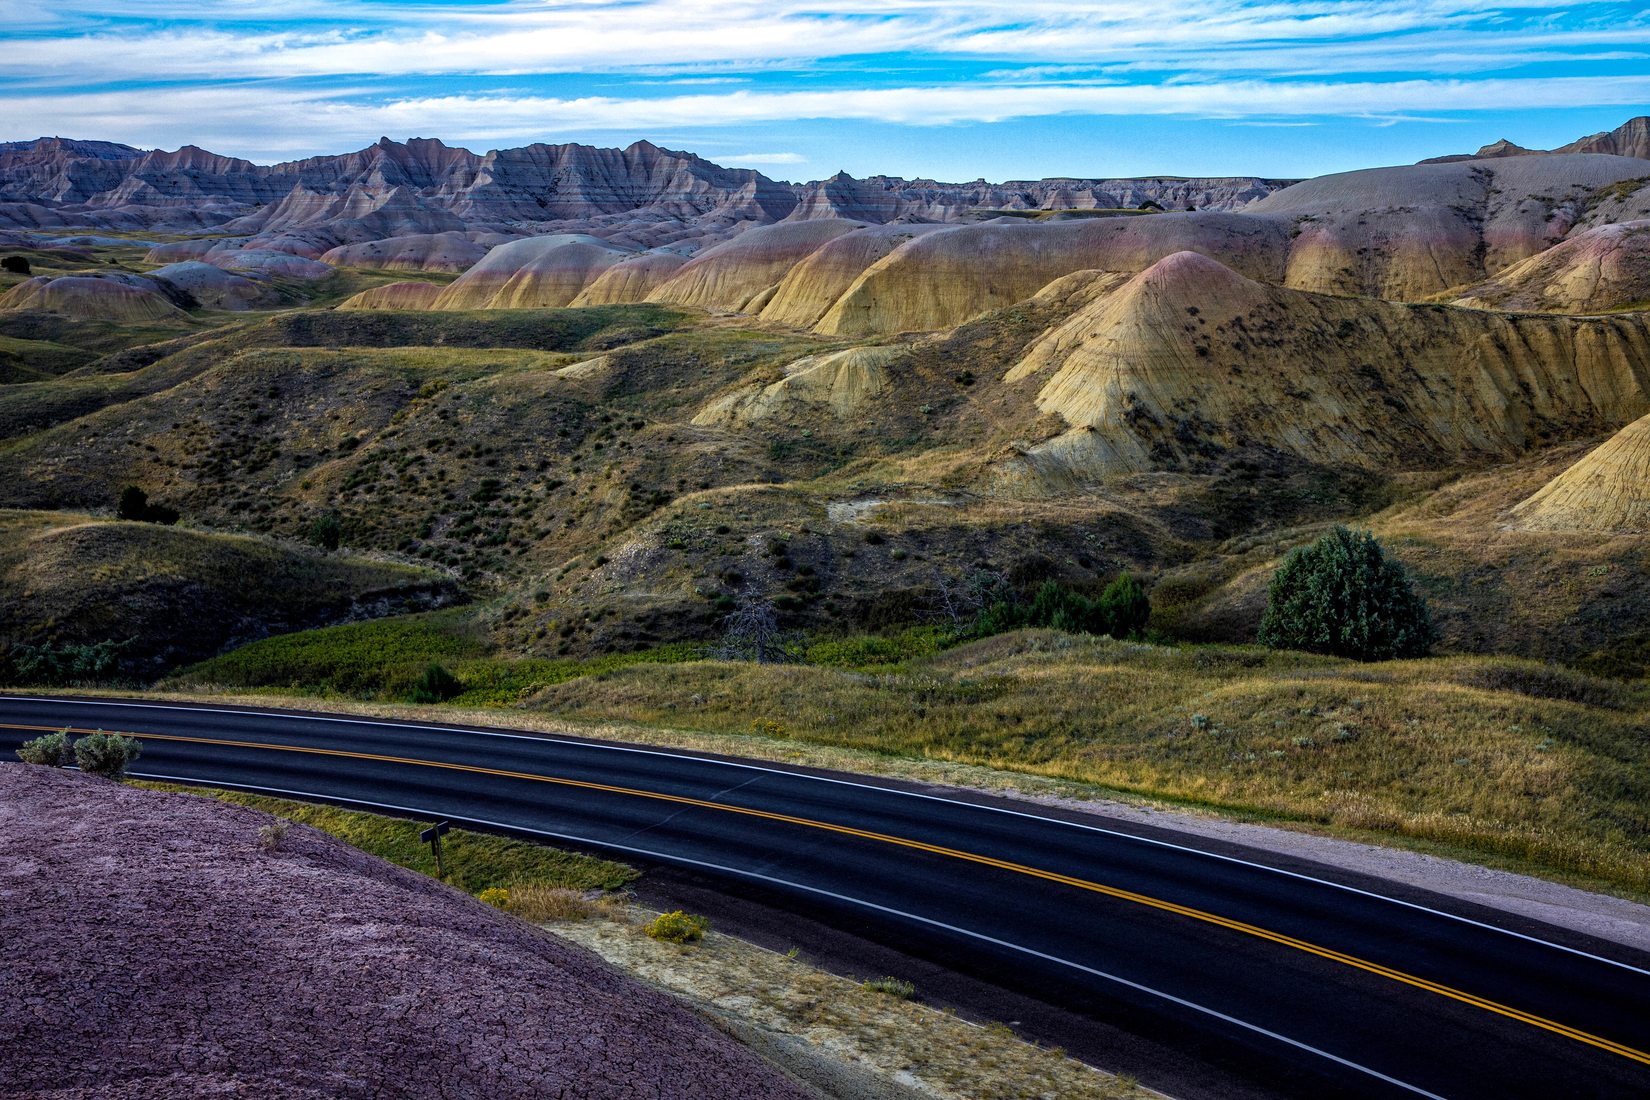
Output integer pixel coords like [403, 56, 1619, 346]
[308, 512, 342, 551]
[259, 821, 291, 851]
[15, 729, 71, 766]
[73, 732, 142, 779]
[863, 977, 916, 999]
[478, 886, 511, 909]
[973, 573, 1151, 640]
[645, 910, 709, 943]
[408, 662, 462, 704]
[3, 640, 130, 686]
[1258, 527, 1437, 661]
[116, 485, 179, 525]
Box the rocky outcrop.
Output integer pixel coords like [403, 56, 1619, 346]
[0, 273, 188, 322]
[814, 213, 1291, 336]
[147, 261, 277, 311]
[999, 251, 1650, 485]
[647, 219, 864, 311]
[1558, 117, 1650, 161]
[1511, 412, 1650, 532]
[571, 250, 690, 306]
[0, 765, 814, 1100]
[692, 345, 908, 427]
[1251, 154, 1650, 297]
[336, 281, 446, 310]
[1455, 220, 1650, 313]
[320, 231, 499, 272]
[433, 235, 631, 310]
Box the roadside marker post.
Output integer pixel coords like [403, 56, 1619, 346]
[420, 820, 451, 878]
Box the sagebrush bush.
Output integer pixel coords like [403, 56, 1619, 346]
[1258, 527, 1437, 661]
[73, 731, 142, 779]
[3, 639, 129, 686]
[645, 910, 709, 943]
[974, 573, 1150, 640]
[408, 662, 462, 704]
[863, 976, 916, 999]
[15, 729, 72, 766]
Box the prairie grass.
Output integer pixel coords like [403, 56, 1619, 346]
[137, 782, 637, 894]
[508, 885, 628, 922]
[172, 611, 705, 704]
[528, 630, 1650, 892]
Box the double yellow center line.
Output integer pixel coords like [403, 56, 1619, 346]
[11, 719, 1650, 1068]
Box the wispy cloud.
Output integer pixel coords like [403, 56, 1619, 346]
[0, 0, 1643, 164]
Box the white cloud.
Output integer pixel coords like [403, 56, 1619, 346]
[720, 152, 808, 165]
[6, 72, 1650, 160]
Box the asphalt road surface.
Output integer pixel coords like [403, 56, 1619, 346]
[6, 694, 1650, 1100]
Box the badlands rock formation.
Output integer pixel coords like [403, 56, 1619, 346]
[432, 235, 631, 310]
[320, 230, 502, 272]
[647, 219, 865, 312]
[692, 345, 908, 427]
[1455, 221, 1650, 313]
[0, 134, 1289, 261]
[1511, 412, 1650, 532]
[0, 273, 187, 322]
[336, 280, 445, 310]
[570, 250, 690, 306]
[0, 765, 813, 1100]
[998, 251, 1650, 483]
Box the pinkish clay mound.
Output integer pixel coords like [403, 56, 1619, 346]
[0, 765, 812, 1100]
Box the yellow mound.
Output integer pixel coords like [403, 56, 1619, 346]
[570, 251, 688, 306]
[1456, 221, 1650, 313]
[998, 251, 1650, 485]
[813, 214, 1290, 337]
[692, 346, 907, 428]
[433, 235, 630, 310]
[758, 224, 946, 330]
[336, 281, 445, 310]
[1511, 414, 1650, 532]
[0, 276, 187, 323]
[647, 220, 863, 312]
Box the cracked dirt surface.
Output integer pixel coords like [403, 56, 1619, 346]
[0, 764, 814, 1100]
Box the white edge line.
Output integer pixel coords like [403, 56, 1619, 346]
[129, 767, 1449, 1100]
[16, 694, 1650, 979]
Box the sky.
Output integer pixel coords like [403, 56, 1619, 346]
[1, 1, 1648, 182]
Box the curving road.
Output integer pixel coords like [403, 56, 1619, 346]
[5, 694, 1650, 1100]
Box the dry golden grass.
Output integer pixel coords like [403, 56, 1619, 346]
[528, 632, 1650, 893]
[508, 884, 628, 923]
[555, 908, 1145, 1100]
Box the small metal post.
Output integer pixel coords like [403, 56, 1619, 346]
[420, 820, 451, 878]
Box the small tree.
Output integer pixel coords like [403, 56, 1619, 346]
[15, 729, 72, 766]
[409, 663, 462, 704]
[716, 590, 790, 663]
[1258, 527, 1437, 661]
[116, 485, 179, 525]
[1099, 572, 1151, 638]
[73, 731, 142, 779]
[308, 512, 342, 552]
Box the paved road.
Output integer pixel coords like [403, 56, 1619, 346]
[6, 695, 1650, 1100]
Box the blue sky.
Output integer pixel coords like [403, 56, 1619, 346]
[2, 1, 1648, 181]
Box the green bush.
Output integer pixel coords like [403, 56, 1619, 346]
[308, 512, 342, 551]
[862, 976, 916, 999]
[15, 729, 72, 766]
[116, 485, 179, 525]
[645, 910, 710, 943]
[409, 662, 462, 704]
[3, 639, 129, 686]
[1258, 527, 1437, 661]
[73, 732, 142, 779]
[973, 573, 1150, 640]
